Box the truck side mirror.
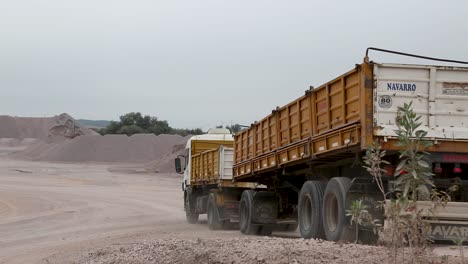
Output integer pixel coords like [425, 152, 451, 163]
[174, 156, 184, 174]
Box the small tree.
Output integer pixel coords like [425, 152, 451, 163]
[363, 102, 451, 263]
[452, 237, 465, 264]
[346, 200, 369, 243]
[363, 142, 390, 201]
[393, 102, 434, 201]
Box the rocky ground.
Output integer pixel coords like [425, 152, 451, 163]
[80, 236, 393, 264]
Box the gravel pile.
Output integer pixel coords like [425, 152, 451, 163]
[81, 236, 398, 264]
[0, 113, 96, 140]
[2, 113, 190, 170]
[144, 142, 186, 172]
[14, 134, 188, 163]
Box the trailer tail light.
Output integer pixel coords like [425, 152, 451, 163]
[383, 165, 395, 177]
[453, 164, 462, 174]
[434, 163, 442, 174]
[225, 202, 237, 209]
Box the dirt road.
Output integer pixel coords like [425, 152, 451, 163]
[0, 157, 211, 263]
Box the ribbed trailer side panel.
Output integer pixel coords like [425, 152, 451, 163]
[191, 146, 235, 186]
[191, 148, 219, 185]
[191, 139, 233, 185]
[233, 64, 368, 179]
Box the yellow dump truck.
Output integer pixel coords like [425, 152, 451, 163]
[177, 48, 468, 242]
[175, 128, 257, 230]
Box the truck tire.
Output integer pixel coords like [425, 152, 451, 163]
[322, 177, 351, 241]
[298, 181, 327, 239]
[239, 190, 258, 235]
[207, 193, 223, 230]
[185, 188, 199, 224]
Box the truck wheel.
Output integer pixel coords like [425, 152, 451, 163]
[207, 193, 223, 230]
[322, 177, 351, 241]
[298, 181, 327, 239]
[239, 190, 258, 235]
[185, 188, 199, 224]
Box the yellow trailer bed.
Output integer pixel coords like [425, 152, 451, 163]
[233, 60, 468, 180]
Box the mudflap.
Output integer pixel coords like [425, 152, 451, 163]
[251, 192, 278, 225]
[196, 195, 208, 214]
[345, 177, 385, 244]
[222, 201, 240, 222]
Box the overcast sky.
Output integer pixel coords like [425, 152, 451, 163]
[1, 1, 467, 129]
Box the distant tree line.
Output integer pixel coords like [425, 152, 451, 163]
[78, 119, 111, 128]
[98, 112, 204, 136]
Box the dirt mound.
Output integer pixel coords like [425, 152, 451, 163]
[0, 113, 96, 141]
[14, 134, 189, 163]
[3, 113, 190, 166]
[144, 142, 186, 173]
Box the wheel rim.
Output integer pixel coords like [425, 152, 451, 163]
[326, 194, 338, 232]
[301, 194, 312, 231]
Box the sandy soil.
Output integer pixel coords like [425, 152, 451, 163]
[0, 157, 192, 264]
[0, 152, 464, 264]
